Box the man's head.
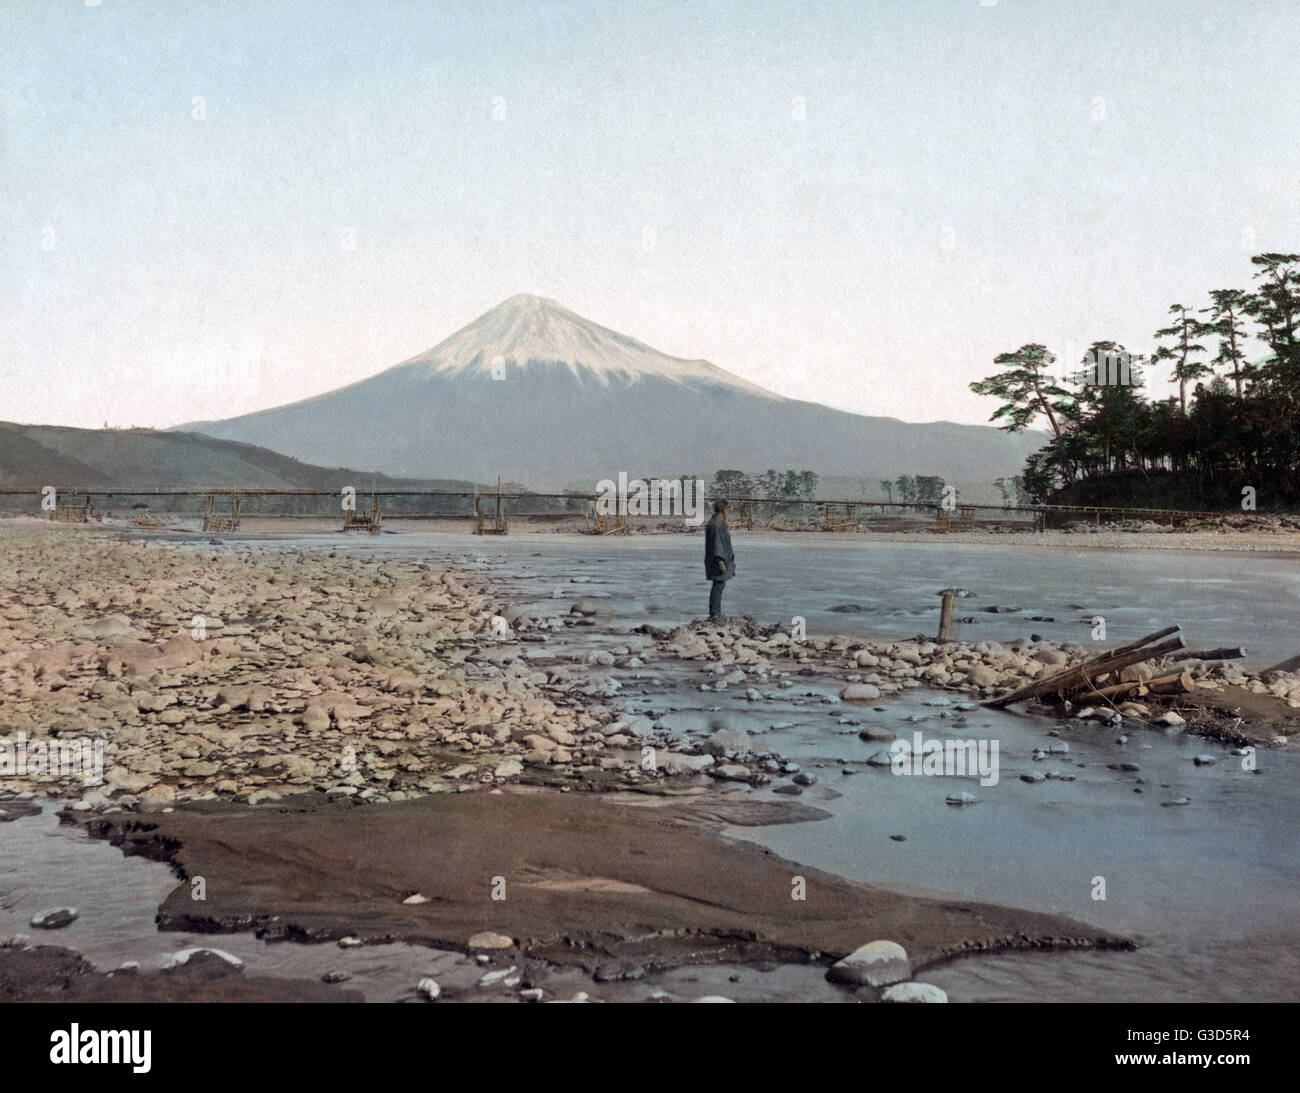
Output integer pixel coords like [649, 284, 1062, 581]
[713, 499, 729, 518]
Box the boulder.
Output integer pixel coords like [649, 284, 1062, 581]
[840, 683, 882, 702]
[881, 982, 948, 1003]
[30, 907, 78, 929]
[704, 728, 751, 756]
[827, 940, 911, 987]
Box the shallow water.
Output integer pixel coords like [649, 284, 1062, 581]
[713, 688, 1300, 1002]
[0, 807, 477, 1001]
[220, 529, 1298, 665]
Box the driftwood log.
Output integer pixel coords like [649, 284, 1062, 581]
[984, 627, 1184, 709]
[1179, 646, 1246, 662]
[1146, 671, 1196, 695]
[1075, 680, 1150, 702]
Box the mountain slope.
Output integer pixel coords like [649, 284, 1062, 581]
[177, 295, 1044, 489]
[0, 421, 472, 492]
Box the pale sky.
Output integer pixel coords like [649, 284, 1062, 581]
[3, 0, 1297, 431]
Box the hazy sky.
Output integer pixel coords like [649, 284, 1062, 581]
[3, 0, 1297, 431]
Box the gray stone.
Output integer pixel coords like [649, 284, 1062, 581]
[30, 907, 78, 929]
[881, 982, 948, 1003]
[163, 947, 245, 970]
[704, 728, 751, 756]
[840, 683, 882, 702]
[826, 939, 911, 987]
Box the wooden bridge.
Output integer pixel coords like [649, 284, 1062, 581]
[0, 486, 1235, 535]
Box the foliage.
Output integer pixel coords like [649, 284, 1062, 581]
[969, 253, 1300, 509]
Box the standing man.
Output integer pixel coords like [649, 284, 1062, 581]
[704, 499, 735, 621]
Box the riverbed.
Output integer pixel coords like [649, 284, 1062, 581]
[5, 525, 1296, 1002]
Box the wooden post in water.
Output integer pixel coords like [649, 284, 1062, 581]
[937, 589, 956, 643]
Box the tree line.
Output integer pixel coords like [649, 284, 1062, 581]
[879, 475, 948, 504]
[710, 469, 819, 501]
[969, 253, 1300, 509]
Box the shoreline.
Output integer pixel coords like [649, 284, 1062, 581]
[10, 511, 1300, 556]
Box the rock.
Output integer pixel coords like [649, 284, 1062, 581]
[90, 614, 135, 638]
[402, 893, 430, 905]
[826, 939, 911, 987]
[704, 728, 751, 756]
[1156, 712, 1186, 727]
[711, 763, 767, 784]
[163, 947, 245, 971]
[1032, 647, 1068, 666]
[594, 961, 646, 982]
[791, 771, 816, 786]
[694, 995, 736, 1002]
[300, 704, 331, 732]
[338, 936, 363, 948]
[1020, 772, 1046, 784]
[881, 982, 948, 1003]
[417, 977, 441, 1000]
[139, 784, 177, 810]
[493, 759, 524, 778]
[945, 791, 978, 806]
[865, 749, 894, 767]
[1162, 797, 1192, 807]
[30, 907, 78, 929]
[840, 683, 882, 702]
[658, 752, 714, 775]
[1192, 754, 1216, 766]
[857, 724, 895, 741]
[468, 931, 514, 949]
[0, 800, 41, 821]
[322, 970, 353, 984]
[478, 967, 521, 988]
[519, 987, 544, 1002]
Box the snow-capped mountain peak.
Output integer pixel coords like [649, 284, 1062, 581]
[395, 294, 780, 396]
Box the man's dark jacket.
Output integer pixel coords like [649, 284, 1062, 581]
[704, 515, 735, 581]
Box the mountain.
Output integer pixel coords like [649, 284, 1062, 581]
[0, 421, 472, 493]
[175, 294, 1044, 491]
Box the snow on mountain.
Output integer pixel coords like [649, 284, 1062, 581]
[393, 294, 780, 397]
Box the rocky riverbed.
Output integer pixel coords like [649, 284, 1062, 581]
[1, 525, 1293, 811]
[1, 521, 1292, 1001]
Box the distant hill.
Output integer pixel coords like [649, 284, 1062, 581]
[175, 294, 1046, 490]
[0, 420, 474, 493]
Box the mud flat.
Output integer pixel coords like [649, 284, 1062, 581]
[27, 788, 1124, 1003]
